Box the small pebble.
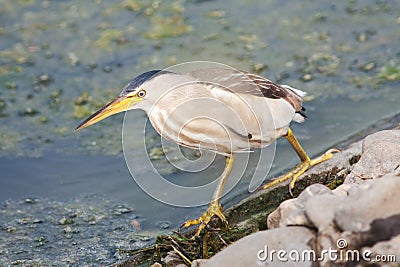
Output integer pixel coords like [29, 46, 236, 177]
[59, 217, 74, 225]
[17, 218, 29, 225]
[2, 225, 17, 232]
[156, 221, 170, 230]
[32, 218, 43, 224]
[24, 198, 37, 204]
[64, 226, 72, 234]
[39, 74, 51, 83]
[360, 62, 376, 72]
[83, 215, 98, 224]
[36, 236, 49, 246]
[301, 74, 313, 82]
[68, 211, 79, 218]
[68, 52, 80, 66]
[112, 205, 132, 216]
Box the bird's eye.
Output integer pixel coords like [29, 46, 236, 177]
[137, 89, 146, 98]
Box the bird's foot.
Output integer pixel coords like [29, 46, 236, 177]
[263, 148, 340, 195]
[181, 200, 228, 238]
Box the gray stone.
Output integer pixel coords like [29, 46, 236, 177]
[267, 183, 332, 229]
[334, 174, 400, 232]
[345, 130, 400, 184]
[164, 251, 185, 267]
[200, 227, 315, 267]
[191, 259, 208, 267]
[331, 183, 353, 196]
[362, 234, 400, 264]
[304, 194, 344, 232]
[267, 198, 302, 229]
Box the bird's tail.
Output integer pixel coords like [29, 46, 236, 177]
[281, 85, 307, 123]
[286, 87, 307, 98]
[293, 106, 306, 123]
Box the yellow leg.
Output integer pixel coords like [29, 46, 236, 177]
[182, 154, 236, 237]
[263, 128, 339, 194]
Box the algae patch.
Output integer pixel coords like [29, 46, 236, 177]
[144, 15, 192, 39]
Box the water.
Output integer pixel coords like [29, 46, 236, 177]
[0, 0, 399, 263]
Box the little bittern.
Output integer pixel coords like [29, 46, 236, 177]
[76, 67, 337, 236]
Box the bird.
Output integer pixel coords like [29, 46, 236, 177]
[76, 67, 338, 237]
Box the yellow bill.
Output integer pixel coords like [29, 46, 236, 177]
[75, 96, 138, 130]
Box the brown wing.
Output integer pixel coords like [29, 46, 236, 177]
[243, 71, 304, 112]
[188, 68, 304, 112]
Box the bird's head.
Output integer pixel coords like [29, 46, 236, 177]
[75, 70, 162, 130]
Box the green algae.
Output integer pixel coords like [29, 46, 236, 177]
[206, 10, 225, 19]
[379, 63, 400, 82]
[121, 0, 144, 13]
[94, 29, 126, 50]
[144, 15, 192, 39]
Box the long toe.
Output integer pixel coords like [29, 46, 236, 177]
[181, 200, 228, 238]
[263, 148, 339, 193]
[309, 148, 340, 166]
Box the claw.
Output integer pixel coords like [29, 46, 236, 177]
[326, 148, 341, 154]
[181, 200, 228, 238]
[264, 147, 340, 194]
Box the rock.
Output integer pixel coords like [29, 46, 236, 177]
[268, 173, 400, 252]
[305, 194, 343, 231]
[112, 205, 132, 216]
[269, 131, 400, 233]
[164, 251, 185, 267]
[58, 217, 74, 225]
[334, 174, 400, 232]
[345, 130, 400, 184]
[362, 233, 400, 264]
[331, 183, 353, 196]
[191, 259, 208, 267]
[267, 183, 332, 229]
[267, 198, 298, 229]
[200, 227, 315, 267]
